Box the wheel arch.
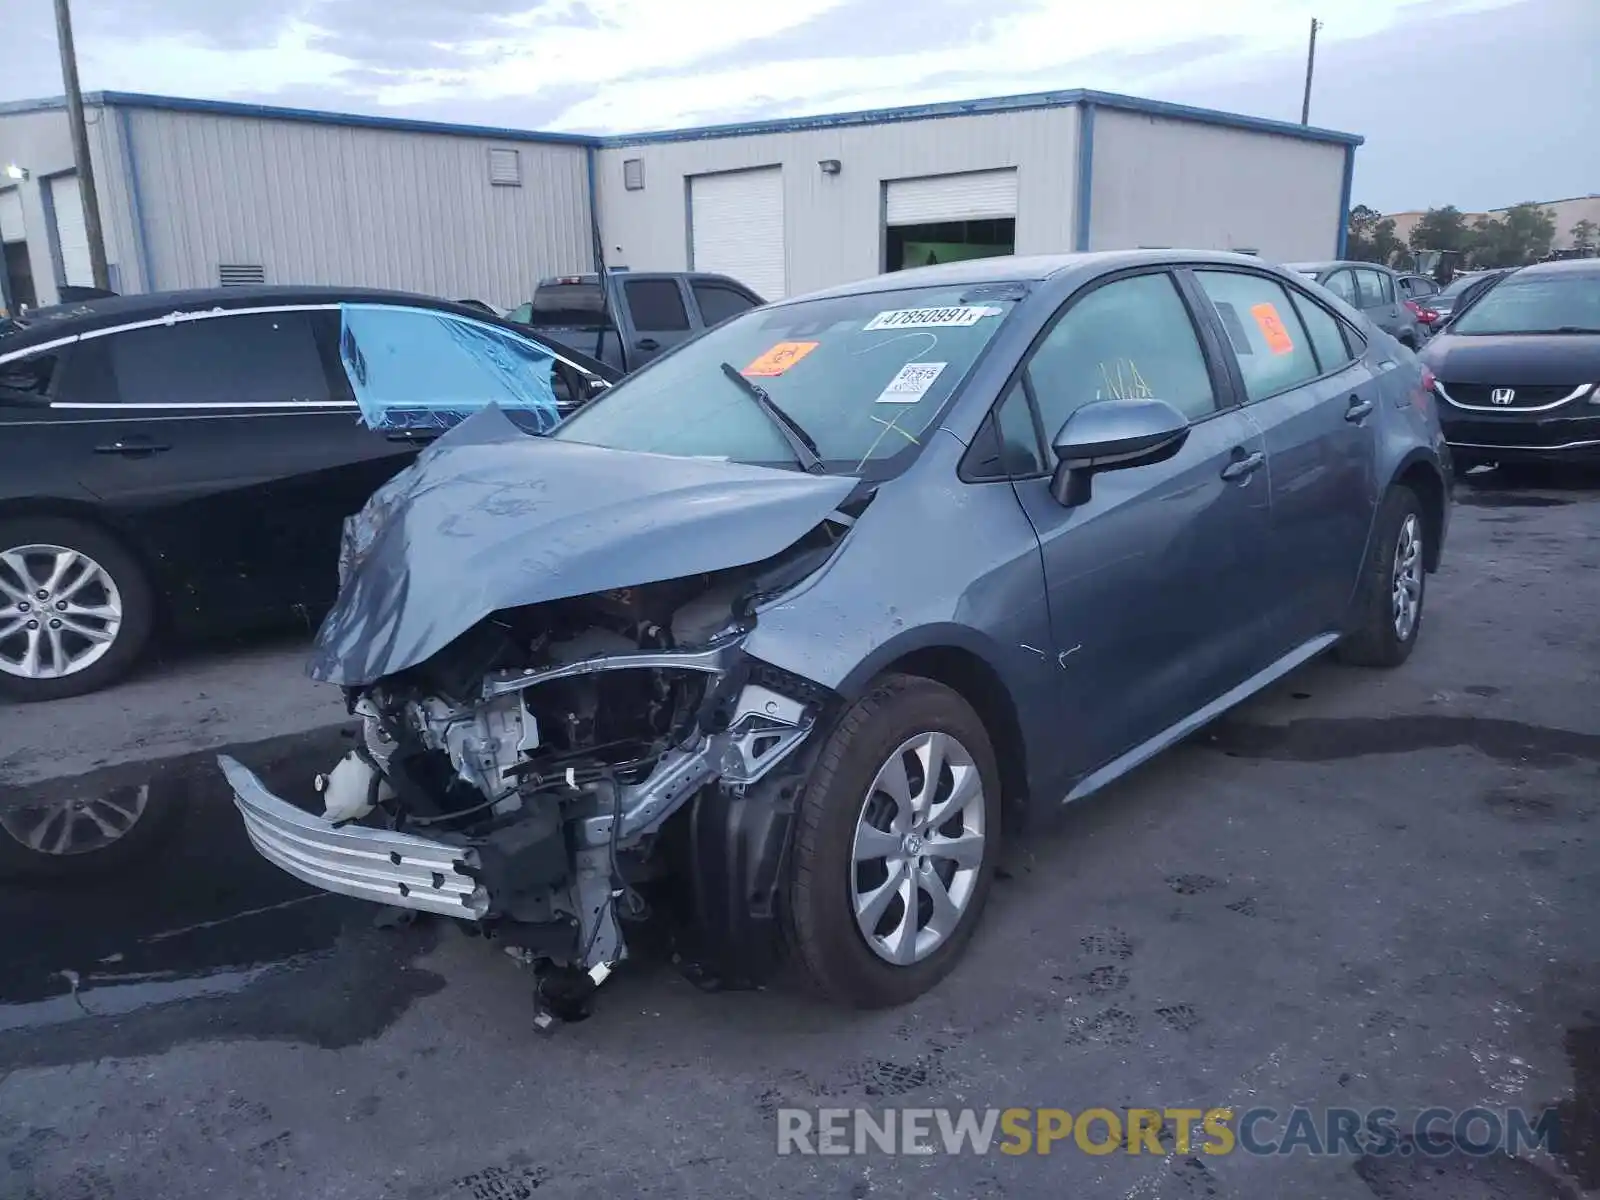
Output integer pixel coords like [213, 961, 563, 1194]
[0, 497, 167, 590]
[1390, 452, 1447, 571]
[835, 625, 1032, 822]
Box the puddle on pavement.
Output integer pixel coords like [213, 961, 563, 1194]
[0, 723, 447, 1067]
[1204, 716, 1600, 768]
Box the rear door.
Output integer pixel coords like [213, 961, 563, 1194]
[1188, 268, 1380, 646]
[1356, 267, 1404, 335]
[618, 276, 696, 365]
[54, 307, 412, 625]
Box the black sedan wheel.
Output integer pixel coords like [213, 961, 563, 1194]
[0, 517, 155, 702]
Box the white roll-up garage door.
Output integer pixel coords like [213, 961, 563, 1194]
[49, 174, 93, 288]
[0, 189, 23, 243]
[886, 169, 1019, 226]
[690, 166, 786, 300]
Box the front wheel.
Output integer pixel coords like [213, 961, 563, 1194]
[785, 674, 1001, 1008]
[0, 517, 155, 702]
[1336, 486, 1427, 669]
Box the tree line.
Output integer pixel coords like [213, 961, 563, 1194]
[1347, 203, 1598, 270]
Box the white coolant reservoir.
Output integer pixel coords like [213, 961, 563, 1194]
[317, 750, 388, 823]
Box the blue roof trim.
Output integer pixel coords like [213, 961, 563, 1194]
[1073, 103, 1096, 252]
[1336, 144, 1356, 259]
[602, 87, 1363, 148]
[1, 87, 1364, 151]
[0, 92, 595, 147]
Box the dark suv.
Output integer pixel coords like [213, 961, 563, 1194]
[0, 286, 616, 701]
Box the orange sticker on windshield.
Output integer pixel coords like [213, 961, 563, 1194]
[742, 341, 819, 377]
[1250, 303, 1295, 355]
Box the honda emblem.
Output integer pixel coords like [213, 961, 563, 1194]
[1490, 388, 1515, 405]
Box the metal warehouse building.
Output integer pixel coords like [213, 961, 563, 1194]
[0, 88, 1361, 313]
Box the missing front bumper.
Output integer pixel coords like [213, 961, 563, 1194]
[218, 754, 489, 919]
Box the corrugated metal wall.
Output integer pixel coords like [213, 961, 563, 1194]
[595, 107, 1080, 297]
[0, 106, 135, 306]
[124, 109, 594, 308]
[1087, 109, 1346, 261]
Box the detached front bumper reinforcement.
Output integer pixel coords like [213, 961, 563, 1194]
[218, 754, 489, 919]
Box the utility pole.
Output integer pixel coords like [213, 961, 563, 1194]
[53, 0, 110, 290]
[1300, 17, 1322, 126]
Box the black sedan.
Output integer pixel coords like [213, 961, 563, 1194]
[0, 286, 617, 702]
[1419, 259, 1600, 472]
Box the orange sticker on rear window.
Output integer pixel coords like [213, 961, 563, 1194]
[1250, 303, 1295, 355]
[742, 341, 819, 377]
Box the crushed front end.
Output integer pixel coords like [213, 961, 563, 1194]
[221, 522, 848, 1008]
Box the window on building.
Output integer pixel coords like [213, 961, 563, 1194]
[623, 278, 690, 331]
[105, 311, 334, 406]
[1026, 272, 1218, 436]
[1195, 270, 1321, 401]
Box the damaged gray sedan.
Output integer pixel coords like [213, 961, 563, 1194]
[221, 251, 1452, 1014]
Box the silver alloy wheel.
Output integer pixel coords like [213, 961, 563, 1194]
[1391, 513, 1423, 642]
[0, 784, 150, 856]
[0, 543, 123, 680]
[851, 731, 987, 966]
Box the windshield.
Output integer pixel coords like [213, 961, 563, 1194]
[551, 284, 1018, 472]
[1440, 274, 1487, 298]
[1449, 273, 1600, 335]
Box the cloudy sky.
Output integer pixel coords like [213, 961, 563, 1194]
[3, 0, 1595, 214]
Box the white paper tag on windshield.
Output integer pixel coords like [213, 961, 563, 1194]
[875, 361, 947, 403]
[864, 306, 999, 331]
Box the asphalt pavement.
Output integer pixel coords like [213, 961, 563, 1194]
[2, 469, 1599, 1200]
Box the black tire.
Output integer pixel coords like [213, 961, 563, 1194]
[786, 673, 1002, 1008]
[0, 515, 156, 702]
[1336, 485, 1427, 669]
[0, 779, 185, 881]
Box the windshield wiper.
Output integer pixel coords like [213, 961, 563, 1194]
[718, 362, 826, 474]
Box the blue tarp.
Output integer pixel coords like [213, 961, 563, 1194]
[338, 303, 561, 434]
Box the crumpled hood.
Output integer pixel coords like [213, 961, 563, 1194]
[308, 405, 855, 686]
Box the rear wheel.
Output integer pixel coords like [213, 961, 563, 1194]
[0, 517, 155, 701]
[786, 674, 1001, 1008]
[1336, 486, 1426, 669]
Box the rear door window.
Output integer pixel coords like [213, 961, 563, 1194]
[691, 281, 759, 327]
[1354, 269, 1393, 308]
[104, 311, 335, 407]
[1322, 270, 1359, 307]
[1288, 290, 1356, 374]
[624, 279, 691, 331]
[1195, 270, 1322, 401]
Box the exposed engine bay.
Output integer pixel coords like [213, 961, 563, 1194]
[300, 513, 852, 1012]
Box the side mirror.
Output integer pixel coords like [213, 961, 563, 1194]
[1049, 398, 1191, 507]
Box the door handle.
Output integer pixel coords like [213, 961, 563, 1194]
[1220, 449, 1265, 481]
[1345, 396, 1375, 422]
[93, 438, 171, 457]
[635, 337, 660, 351]
[385, 430, 438, 443]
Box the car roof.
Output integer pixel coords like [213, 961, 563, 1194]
[1286, 260, 1389, 275]
[785, 249, 1292, 303]
[1511, 258, 1600, 279]
[0, 285, 508, 354]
